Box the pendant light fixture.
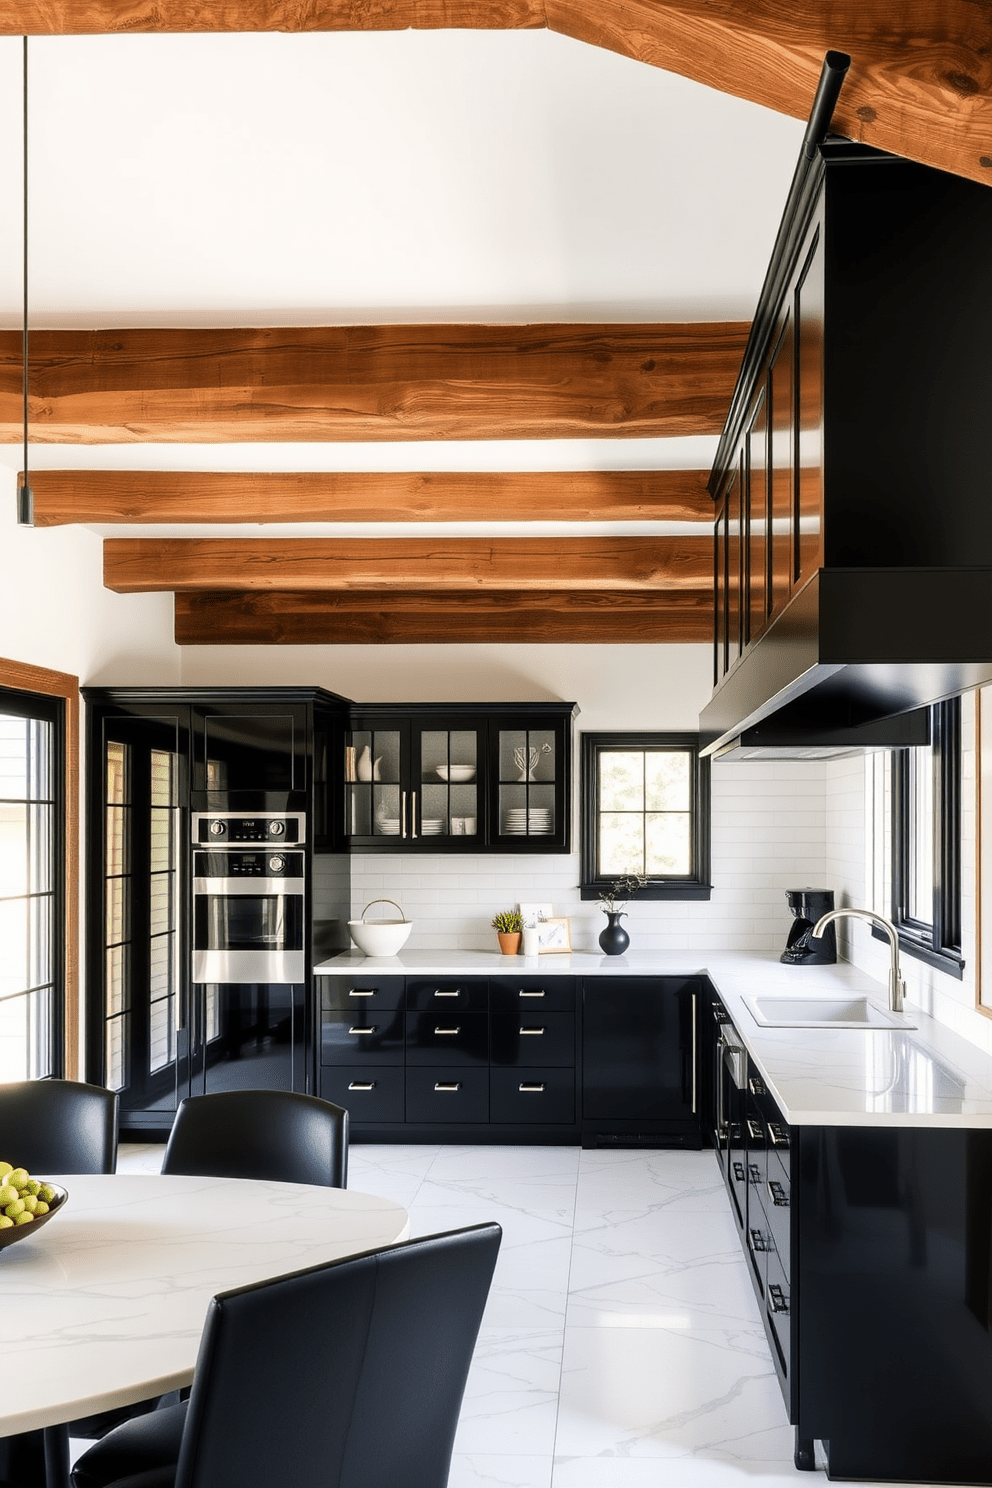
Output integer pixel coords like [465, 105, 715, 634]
[18, 35, 33, 528]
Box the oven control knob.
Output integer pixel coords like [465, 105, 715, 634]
[268, 855, 286, 873]
[209, 821, 226, 837]
[269, 820, 285, 837]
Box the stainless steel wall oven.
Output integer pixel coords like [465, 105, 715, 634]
[191, 813, 306, 985]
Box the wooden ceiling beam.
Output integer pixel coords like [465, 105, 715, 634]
[3, 5, 989, 187]
[0, 324, 747, 445]
[28, 468, 714, 526]
[104, 535, 712, 593]
[174, 587, 715, 644]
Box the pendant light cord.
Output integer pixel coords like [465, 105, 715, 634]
[20, 35, 33, 527]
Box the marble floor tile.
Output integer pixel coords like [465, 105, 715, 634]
[575, 1149, 728, 1216]
[552, 1456, 807, 1488]
[411, 1175, 577, 1224]
[347, 1142, 442, 1203]
[449, 1456, 554, 1488]
[430, 1146, 582, 1182]
[454, 1329, 564, 1457]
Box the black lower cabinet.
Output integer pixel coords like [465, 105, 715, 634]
[319, 1066, 405, 1123]
[581, 978, 702, 1147]
[405, 1066, 490, 1123]
[490, 1066, 575, 1125]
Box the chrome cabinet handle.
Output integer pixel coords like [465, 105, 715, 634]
[434, 1026, 461, 1035]
[519, 989, 545, 997]
[410, 790, 418, 840]
[768, 1180, 789, 1208]
[519, 1026, 546, 1035]
[434, 1082, 461, 1092]
[732, 1161, 746, 1183]
[748, 1227, 768, 1253]
[348, 1081, 376, 1091]
[769, 1122, 790, 1147]
[749, 1075, 767, 1096]
[400, 791, 407, 839]
[519, 1083, 545, 1092]
[434, 989, 460, 998]
[349, 988, 374, 997]
[691, 991, 698, 1114]
[748, 1163, 762, 1185]
[716, 1035, 727, 1139]
[348, 1026, 377, 1035]
[747, 1119, 765, 1143]
[768, 1284, 789, 1315]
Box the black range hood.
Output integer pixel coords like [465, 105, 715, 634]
[699, 55, 992, 759]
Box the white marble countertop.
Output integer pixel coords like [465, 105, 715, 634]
[314, 947, 992, 1129]
[0, 1174, 409, 1436]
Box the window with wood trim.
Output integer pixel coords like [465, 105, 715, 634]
[580, 732, 711, 901]
[887, 698, 962, 977]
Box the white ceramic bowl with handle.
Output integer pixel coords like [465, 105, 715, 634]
[348, 899, 413, 956]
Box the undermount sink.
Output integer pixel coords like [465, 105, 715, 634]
[743, 995, 916, 1030]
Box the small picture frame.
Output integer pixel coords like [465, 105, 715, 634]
[519, 901, 553, 929]
[536, 916, 571, 954]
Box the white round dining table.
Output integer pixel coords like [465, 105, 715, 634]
[0, 1173, 410, 1437]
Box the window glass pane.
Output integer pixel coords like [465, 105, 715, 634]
[0, 803, 28, 895]
[148, 992, 176, 1074]
[106, 1012, 127, 1092]
[149, 749, 176, 809]
[907, 746, 933, 925]
[599, 752, 644, 812]
[0, 992, 30, 1080]
[646, 812, 692, 875]
[106, 876, 127, 945]
[106, 944, 129, 1016]
[599, 812, 644, 876]
[149, 875, 173, 938]
[645, 751, 691, 812]
[107, 741, 128, 805]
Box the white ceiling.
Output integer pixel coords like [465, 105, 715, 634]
[0, 29, 804, 494]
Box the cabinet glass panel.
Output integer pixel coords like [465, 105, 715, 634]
[203, 713, 296, 793]
[498, 728, 556, 840]
[747, 387, 769, 644]
[769, 312, 795, 617]
[795, 229, 824, 587]
[418, 728, 479, 839]
[714, 500, 727, 683]
[345, 728, 402, 840]
[727, 467, 742, 663]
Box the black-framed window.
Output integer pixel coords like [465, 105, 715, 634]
[580, 732, 711, 901]
[0, 687, 65, 1079]
[886, 698, 962, 977]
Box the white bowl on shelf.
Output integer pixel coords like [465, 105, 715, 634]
[436, 764, 476, 783]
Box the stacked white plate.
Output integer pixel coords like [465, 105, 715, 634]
[421, 818, 445, 836]
[376, 819, 401, 835]
[503, 807, 553, 836]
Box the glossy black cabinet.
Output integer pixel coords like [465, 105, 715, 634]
[581, 978, 702, 1148]
[344, 703, 576, 853]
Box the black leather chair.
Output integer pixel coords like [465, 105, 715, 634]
[0, 1078, 118, 1174]
[161, 1089, 349, 1188]
[70, 1223, 502, 1488]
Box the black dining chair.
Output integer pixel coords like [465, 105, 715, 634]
[160, 1088, 349, 1188]
[0, 1078, 118, 1175]
[70, 1222, 502, 1488]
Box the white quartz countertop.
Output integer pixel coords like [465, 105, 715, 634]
[314, 948, 992, 1129]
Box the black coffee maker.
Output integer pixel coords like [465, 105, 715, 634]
[781, 888, 836, 966]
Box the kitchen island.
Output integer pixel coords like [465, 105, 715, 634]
[317, 948, 992, 1483]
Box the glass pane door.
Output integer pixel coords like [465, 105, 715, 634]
[497, 726, 557, 841]
[345, 726, 403, 841]
[417, 727, 479, 842]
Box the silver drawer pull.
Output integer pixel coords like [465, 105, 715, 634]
[519, 1026, 546, 1035]
[747, 1163, 762, 1185]
[519, 990, 545, 997]
[348, 1026, 377, 1035]
[349, 989, 374, 997]
[746, 1119, 764, 1142]
[768, 1122, 790, 1147]
[434, 1082, 462, 1092]
[767, 1180, 789, 1208]
[434, 990, 460, 998]
[732, 1161, 746, 1183]
[434, 1026, 461, 1035]
[348, 1081, 376, 1091]
[748, 1227, 768, 1253]
[768, 1283, 789, 1315]
[748, 1075, 767, 1095]
[519, 1082, 546, 1092]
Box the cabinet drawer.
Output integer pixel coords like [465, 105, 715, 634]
[405, 978, 489, 1012]
[762, 1158, 791, 1280]
[490, 976, 576, 1014]
[405, 1067, 489, 1123]
[490, 1011, 574, 1067]
[321, 1010, 404, 1066]
[490, 1067, 575, 1125]
[320, 975, 405, 1011]
[320, 1065, 405, 1123]
[764, 1239, 792, 1383]
[405, 1011, 489, 1065]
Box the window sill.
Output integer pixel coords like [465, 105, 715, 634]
[870, 924, 965, 981]
[580, 884, 712, 903]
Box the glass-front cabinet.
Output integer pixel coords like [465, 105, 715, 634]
[344, 705, 575, 852]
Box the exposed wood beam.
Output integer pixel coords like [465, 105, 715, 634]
[0, 324, 748, 445]
[28, 468, 714, 526]
[174, 588, 714, 644]
[4, 5, 990, 187]
[104, 535, 711, 592]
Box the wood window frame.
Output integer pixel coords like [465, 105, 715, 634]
[580, 731, 712, 902]
[0, 656, 79, 1077]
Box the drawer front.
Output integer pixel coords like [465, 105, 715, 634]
[765, 1115, 791, 1177]
[321, 1010, 404, 1066]
[490, 1067, 575, 1125]
[490, 976, 576, 1014]
[320, 975, 405, 1012]
[405, 978, 489, 1012]
[319, 1065, 405, 1123]
[405, 1011, 489, 1066]
[490, 1011, 575, 1067]
[405, 1066, 489, 1123]
[764, 1238, 792, 1383]
[763, 1155, 791, 1280]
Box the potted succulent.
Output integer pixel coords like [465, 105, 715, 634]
[491, 909, 523, 955]
[597, 874, 647, 955]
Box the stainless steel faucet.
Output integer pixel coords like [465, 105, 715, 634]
[812, 908, 906, 1013]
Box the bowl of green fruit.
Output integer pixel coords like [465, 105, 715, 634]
[0, 1162, 67, 1251]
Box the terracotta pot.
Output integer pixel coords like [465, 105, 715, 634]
[496, 931, 522, 956]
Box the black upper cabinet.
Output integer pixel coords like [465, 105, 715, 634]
[191, 702, 310, 802]
[703, 142, 992, 749]
[344, 702, 576, 853]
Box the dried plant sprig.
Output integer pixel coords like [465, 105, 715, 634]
[597, 874, 648, 915]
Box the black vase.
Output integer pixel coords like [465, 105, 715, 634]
[599, 912, 629, 956]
